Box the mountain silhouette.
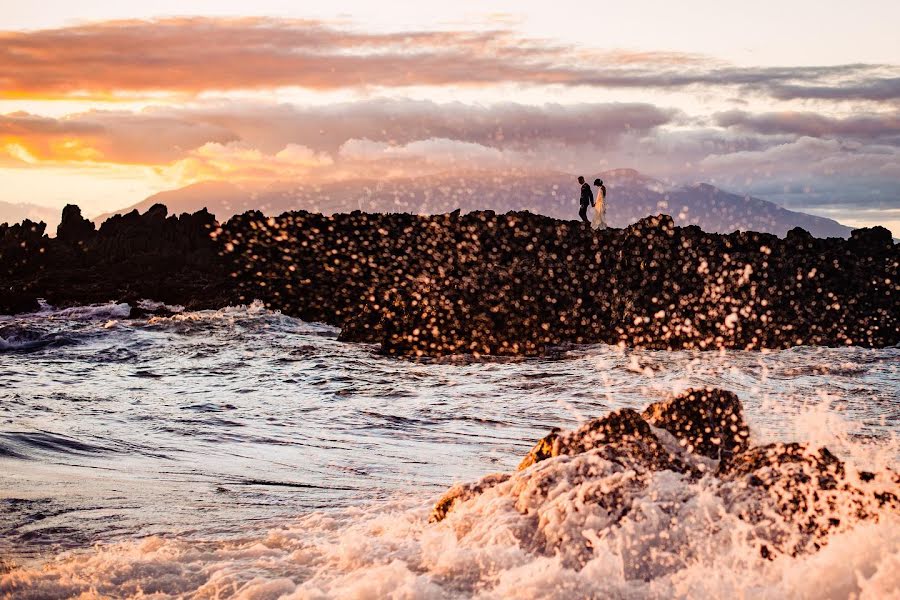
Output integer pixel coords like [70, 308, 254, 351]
[93, 168, 852, 238]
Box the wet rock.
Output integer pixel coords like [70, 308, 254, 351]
[516, 408, 686, 473]
[714, 442, 895, 556]
[718, 441, 842, 480]
[429, 473, 510, 523]
[642, 387, 750, 460]
[552, 408, 688, 473]
[435, 404, 697, 523]
[517, 428, 560, 470]
[430, 389, 898, 562]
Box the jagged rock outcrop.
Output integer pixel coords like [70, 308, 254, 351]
[1, 205, 898, 356]
[0, 204, 232, 314]
[430, 388, 899, 563]
[642, 387, 750, 460]
[56, 204, 96, 244]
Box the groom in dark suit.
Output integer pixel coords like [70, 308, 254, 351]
[577, 176, 594, 224]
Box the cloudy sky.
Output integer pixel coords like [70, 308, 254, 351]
[2, 1, 899, 233]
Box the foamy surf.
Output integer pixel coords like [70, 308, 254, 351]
[2, 396, 898, 599]
[1, 302, 898, 598]
[2, 487, 897, 598]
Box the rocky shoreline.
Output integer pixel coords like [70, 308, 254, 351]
[2, 204, 898, 356]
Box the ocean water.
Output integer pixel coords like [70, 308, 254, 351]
[0, 302, 897, 598]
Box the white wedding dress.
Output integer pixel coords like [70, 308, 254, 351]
[592, 186, 607, 230]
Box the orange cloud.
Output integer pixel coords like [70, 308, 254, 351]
[0, 17, 570, 99]
[0, 110, 236, 165]
[2, 17, 895, 101]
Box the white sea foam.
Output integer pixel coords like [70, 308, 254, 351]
[2, 491, 895, 599]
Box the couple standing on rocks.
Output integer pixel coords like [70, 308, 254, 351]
[578, 175, 607, 230]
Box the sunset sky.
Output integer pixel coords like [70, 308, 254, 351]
[2, 1, 899, 233]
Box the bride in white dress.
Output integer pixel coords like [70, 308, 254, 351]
[592, 178, 607, 230]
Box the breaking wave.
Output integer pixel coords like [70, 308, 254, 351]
[2, 401, 897, 599]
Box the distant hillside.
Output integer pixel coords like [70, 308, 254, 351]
[95, 168, 853, 238]
[0, 201, 60, 229]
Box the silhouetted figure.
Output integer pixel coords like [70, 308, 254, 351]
[577, 176, 594, 224]
[592, 179, 607, 230]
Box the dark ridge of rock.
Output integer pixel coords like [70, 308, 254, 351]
[643, 387, 750, 460]
[216, 208, 898, 356]
[785, 226, 813, 244]
[430, 388, 899, 562]
[2, 204, 898, 356]
[56, 204, 96, 244]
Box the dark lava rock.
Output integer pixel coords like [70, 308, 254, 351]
[2, 205, 898, 356]
[785, 226, 812, 242]
[0, 290, 39, 315]
[429, 388, 898, 562]
[718, 441, 842, 480]
[643, 387, 750, 460]
[0, 219, 47, 280]
[714, 442, 890, 556]
[435, 392, 732, 524]
[1, 204, 232, 315]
